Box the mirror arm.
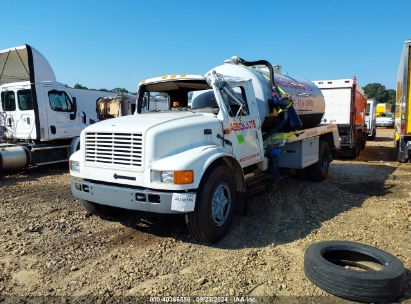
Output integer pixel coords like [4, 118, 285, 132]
[70, 97, 77, 120]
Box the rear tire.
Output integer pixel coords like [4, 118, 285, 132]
[306, 141, 330, 182]
[360, 131, 366, 150]
[370, 128, 376, 141]
[186, 165, 236, 243]
[81, 200, 123, 218]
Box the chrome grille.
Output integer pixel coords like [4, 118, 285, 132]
[85, 132, 142, 167]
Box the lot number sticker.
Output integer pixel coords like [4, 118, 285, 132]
[171, 193, 196, 212]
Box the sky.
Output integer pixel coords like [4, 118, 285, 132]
[1, 0, 410, 91]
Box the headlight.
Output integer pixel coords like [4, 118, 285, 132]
[70, 160, 80, 173]
[151, 170, 194, 184]
[161, 171, 174, 183]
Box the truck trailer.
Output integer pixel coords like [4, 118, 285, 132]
[0, 45, 118, 171]
[313, 78, 367, 158]
[395, 40, 411, 162]
[70, 57, 340, 243]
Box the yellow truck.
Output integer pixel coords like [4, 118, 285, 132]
[376, 103, 393, 116]
[395, 40, 411, 162]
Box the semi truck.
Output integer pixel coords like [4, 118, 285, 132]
[0, 45, 118, 171]
[313, 78, 367, 158]
[366, 99, 377, 140]
[395, 40, 411, 162]
[69, 57, 340, 243]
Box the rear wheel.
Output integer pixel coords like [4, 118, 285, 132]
[81, 200, 123, 218]
[186, 166, 236, 243]
[369, 128, 376, 141]
[306, 141, 330, 182]
[360, 131, 366, 150]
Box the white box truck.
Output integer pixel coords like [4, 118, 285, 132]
[0, 45, 118, 170]
[313, 78, 368, 158]
[69, 57, 340, 243]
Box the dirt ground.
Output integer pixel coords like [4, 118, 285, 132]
[0, 128, 410, 303]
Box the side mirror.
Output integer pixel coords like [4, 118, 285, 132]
[70, 97, 77, 120]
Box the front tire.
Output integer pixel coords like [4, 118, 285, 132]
[186, 165, 236, 243]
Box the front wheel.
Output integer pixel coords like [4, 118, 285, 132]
[186, 166, 236, 243]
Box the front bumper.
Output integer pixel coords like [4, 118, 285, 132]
[71, 179, 196, 214]
[376, 122, 394, 127]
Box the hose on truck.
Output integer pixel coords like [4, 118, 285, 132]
[233, 57, 302, 138]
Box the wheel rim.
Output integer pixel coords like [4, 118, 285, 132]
[211, 183, 231, 226]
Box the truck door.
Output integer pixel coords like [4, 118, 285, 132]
[222, 80, 263, 167]
[43, 85, 81, 140]
[0, 85, 37, 140]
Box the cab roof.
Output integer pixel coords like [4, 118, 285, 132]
[139, 74, 206, 86]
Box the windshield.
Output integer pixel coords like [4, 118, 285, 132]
[137, 79, 249, 117]
[137, 80, 219, 114]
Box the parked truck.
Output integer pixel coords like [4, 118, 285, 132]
[376, 103, 394, 117]
[0, 45, 118, 171]
[395, 40, 411, 162]
[366, 99, 377, 140]
[69, 57, 340, 243]
[313, 78, 367, 158]
[96, 94, 136, 121]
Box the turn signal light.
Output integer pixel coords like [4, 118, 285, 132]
[174, 170, 194, 184]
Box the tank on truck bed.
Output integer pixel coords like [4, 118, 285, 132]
[70, 56, 340, 243]
[0, 45, 119, 171]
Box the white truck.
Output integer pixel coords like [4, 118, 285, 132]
[0, 45, 118, 170]
[70, 57, 340, 243]
[366, 99, 377, 140]
[313, 78, 368, 158]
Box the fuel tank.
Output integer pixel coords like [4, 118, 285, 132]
[0, 145, 30, 170]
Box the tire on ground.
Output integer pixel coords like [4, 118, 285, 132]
[81, 200, 123, 218]
[186, 165, 236, 243]
[306, 141, 330, 182]
[304, 241, 407, 303]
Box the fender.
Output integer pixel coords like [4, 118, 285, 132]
[70, 136, 81, 156]
[150, 145, 238, 189]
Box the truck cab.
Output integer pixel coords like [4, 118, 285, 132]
[0, 45, 118, 170]
[70, 58, 340, 243]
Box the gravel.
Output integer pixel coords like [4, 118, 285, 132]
[0, 128, 410, 302]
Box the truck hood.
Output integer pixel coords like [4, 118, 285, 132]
[84, 111, 217, 133]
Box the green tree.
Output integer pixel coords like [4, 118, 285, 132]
[363, 83, 388, 102]
[99, 88, 110, 92]
[386, 89, 396, 104]
[112, 87, 129, 94]
[74, 83, 88, 90]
